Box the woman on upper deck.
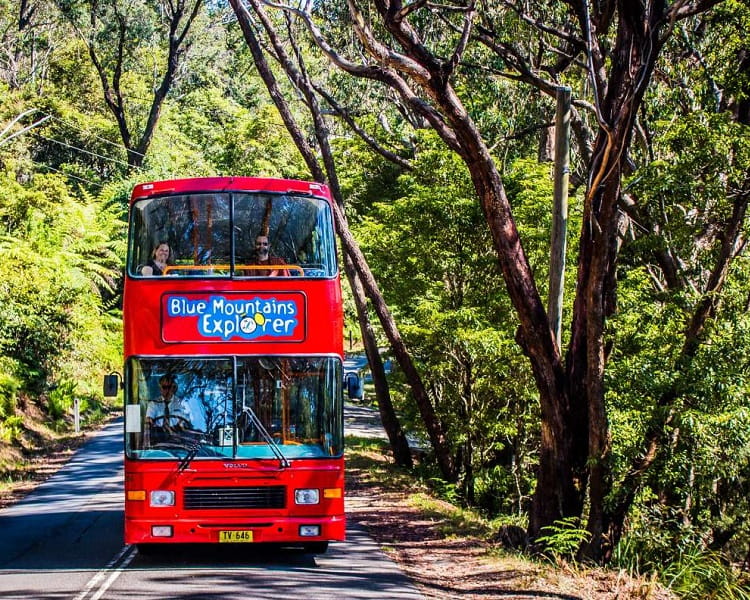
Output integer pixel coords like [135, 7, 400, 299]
[141, 241, 171, 276]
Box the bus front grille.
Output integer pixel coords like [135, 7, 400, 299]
[183, 486, 286, 509]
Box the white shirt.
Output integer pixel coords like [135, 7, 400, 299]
[146, 395, 193, 428]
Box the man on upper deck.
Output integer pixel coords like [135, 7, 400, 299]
[250, 235, 288, 276]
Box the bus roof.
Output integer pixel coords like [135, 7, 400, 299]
[130, 177, 331, 204]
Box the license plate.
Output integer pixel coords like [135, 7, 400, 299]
[219, 530, 254, 543]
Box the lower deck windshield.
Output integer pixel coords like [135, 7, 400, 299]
[125, 357, 343, 461]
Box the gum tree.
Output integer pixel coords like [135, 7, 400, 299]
[56, 0, 204, 169]
[259, 0, 741, 561]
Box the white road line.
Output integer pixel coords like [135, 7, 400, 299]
[89, 547, 137, 600]
[73, 545, 136, 600]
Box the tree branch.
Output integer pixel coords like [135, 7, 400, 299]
[443, 1, 475, 80]
[313, 83, 414, 170]
[668, 0, 725, 20]
[261, 0, 462, 152]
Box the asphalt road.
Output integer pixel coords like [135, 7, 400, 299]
[0, 414, 423, 599]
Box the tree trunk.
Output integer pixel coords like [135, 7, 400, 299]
[343, 252, 413, 467]
[570, 2, 667, 561]
[333, 202, 456, 480]
[233, 0, 443, 474]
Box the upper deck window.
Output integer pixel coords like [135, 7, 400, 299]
[128, 192, 336, 278]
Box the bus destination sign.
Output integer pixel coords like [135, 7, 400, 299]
[161, 292, 305, 343]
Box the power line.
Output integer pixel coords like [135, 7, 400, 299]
[3, 108, 143, 171]
[0, 110, 51, 147]
[0, 142, 107, 188]
[38, 112, 145, 159]
[31, 161, 104, 189]
[35, 133, 134, 169]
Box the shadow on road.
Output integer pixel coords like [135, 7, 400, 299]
[131, 542, 319, 568]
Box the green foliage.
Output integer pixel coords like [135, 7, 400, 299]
[160, 94, 306, 179]
[0, 415, 23, 443]
[503, 158, 557, 278]
[427, 477, 461, 505]
[606, 101, 750, 566]
[0, 165, 123, 398]
[473, 464, 532, 517]
[536, 517, 591, 561]
[625, 111, 750, 284]
[353, 133, 543, 513]
[0, 338, 22, 442]
[47, 379, 77, 421]
[613, 514, 750, 600]
[0, 369, 20, 420]
[663, 546, 750, 600]
[0, 367, 22, 442]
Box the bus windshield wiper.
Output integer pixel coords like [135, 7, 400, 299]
[150, 438, 202, 471]
[243, 407, 290, 468]
[152, 430, 207, 472]
[177, 435, 204, 472]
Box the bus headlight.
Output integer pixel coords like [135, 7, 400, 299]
[294, 489, 320, 505]
[299, 524, 320, 537]
[151, 525, 173, 537]
[150, 490, 175, 507]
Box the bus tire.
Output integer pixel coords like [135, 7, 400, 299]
[303, 541, 329, 554]
[137, 543, 160, 556]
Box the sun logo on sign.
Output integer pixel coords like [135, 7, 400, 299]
[239, 312, 266, 334]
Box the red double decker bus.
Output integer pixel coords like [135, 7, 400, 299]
[111, 177, 345, 553]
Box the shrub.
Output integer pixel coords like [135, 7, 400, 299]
[536, 517, 591, 561]
[47, 379, 77, 421]
[0, 415, 23, 443]
[0, 372, 20, 419]
[663, 545, 750, 600]
[612, 507, 750, 599]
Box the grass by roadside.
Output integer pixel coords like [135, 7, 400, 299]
[0, 399, 113, 509]
[345, 434, 677, 600]
[0, 433, 86, 509]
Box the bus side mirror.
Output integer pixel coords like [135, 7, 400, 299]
[103, 373, 122, 397]
[346, 373, 363, 401]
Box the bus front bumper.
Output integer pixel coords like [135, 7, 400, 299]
[125, 514, 346, 545]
